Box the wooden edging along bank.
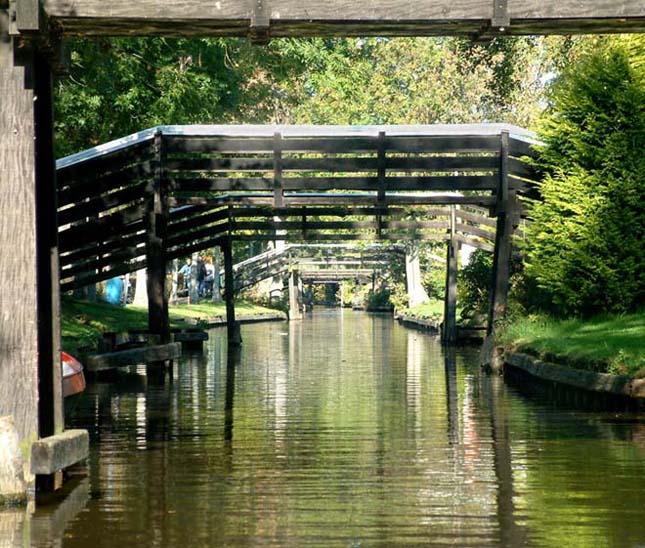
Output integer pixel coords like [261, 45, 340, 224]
[504, 351, 645, 399]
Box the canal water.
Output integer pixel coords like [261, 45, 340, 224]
[6, 310, 645, 547]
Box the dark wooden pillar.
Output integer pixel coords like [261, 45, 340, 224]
[442, 206, 458, 344]
[0, 8, 62, 491]
[289, 270, 303, 321]
[488, 131, 515, 335]
[146, 131, 170, 373]
[222, 239, 241, 346]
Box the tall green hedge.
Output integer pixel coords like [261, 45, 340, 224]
[525, 37, 645, 317]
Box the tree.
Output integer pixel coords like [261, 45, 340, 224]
[524, 36, 645, 316]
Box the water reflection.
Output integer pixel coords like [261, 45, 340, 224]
[34, 310, 645, 547]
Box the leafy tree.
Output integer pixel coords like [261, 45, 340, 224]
[524, 36, 645, 316]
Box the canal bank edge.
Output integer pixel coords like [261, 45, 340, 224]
[503, 351, 645, 399]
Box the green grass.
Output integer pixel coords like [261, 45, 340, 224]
[400, 300, 444, 320]
[498, 311, 645, 377]
[61, 296, 284, 354]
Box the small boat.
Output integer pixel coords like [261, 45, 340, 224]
[62, 352, 86, 398]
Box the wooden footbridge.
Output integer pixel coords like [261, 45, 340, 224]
[1, 0, 643, 503]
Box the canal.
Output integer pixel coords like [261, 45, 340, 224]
[18, 310, 645, 546]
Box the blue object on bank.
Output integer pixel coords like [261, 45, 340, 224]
[106, 277, 124, 305]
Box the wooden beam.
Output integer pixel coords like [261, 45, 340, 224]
[0, 28, 63, 492]
[488, 131, 513, 335]
[222, 238, 241, 346]
[146, 132, 170, 361]
[442, 206, 458, 344]
[43, 0, 645, 36]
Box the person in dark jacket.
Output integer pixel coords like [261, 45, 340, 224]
[196, 256, 207, 297]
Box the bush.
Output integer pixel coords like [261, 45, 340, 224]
[525, 37, 645, 317]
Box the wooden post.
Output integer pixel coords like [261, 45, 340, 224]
[145, 131, 170, 379]
[222, 239, 241, 346]
[289, 270, 303, 321]
[442, 206, 458, 344]
[488, 130, 514, 335]
[146, 131, 170, 362]
[0, 15, 62, 494]
[212, 246, 222, 303]
[376, 131, 386, 238]
[274, 131, 283, 208]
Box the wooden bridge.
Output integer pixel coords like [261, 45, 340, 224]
[1, 0, 643, 503]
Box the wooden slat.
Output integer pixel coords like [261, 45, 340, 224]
[60, 245, 145, 278]
[58, 183, 147, 225]
[44, 0, 645, 36]
[233, 232, 450, 242]
[232, 220, 450, 231]
[456, 209, 496, 228]
[166, 157, 273, 172]
[456, 222, 495, 241]
[385, 136, 499, 153]
[166, 221, 230, 249]
[57, 162, 153, 207]
[167, 236, 226, 261]
[454, 234, 495, 252]
[61, 258, 147, 292]
[508, 138, 536, 158]
[59, 230, 145, 266]
[168, 208, 230, 234]
[165, 137, 273, 153]
[508, 157, 539, 181]
[282, 156, 378, 172]
[57, 142, 153, 186]
[172, 177, 272, 191]
[387, 155, 498, 171]
[58, 203, 146, 252]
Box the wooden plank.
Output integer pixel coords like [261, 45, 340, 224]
[58, 202, 146, 252]
[172, 176, 273, 192]
[233, 232, 450, 242]
[60, 245, 145, 278]
[16, 0, 41, 32]
[488, 131, 512, 334]
[454, 234, 494, 252]
[385, 135, 499, 153]
[31, 430, 89, 475]
[166, 220, 230, 249]
[387, 155, 498, 171]
[57, 181, 147, 225]
[456, 209, 496, 228]
[57, 162, 153, 207]
[232, 220, 450, 231]
[165, 136, 273, 153]
[168, 208, 230, 234]
[43, 0, 645, 36]
[86, 343, 182, 372]
[60, 258, 146, 291]
[283, 175, 498, 191]
[508, 157, 539, 180]
[57, 142, 153, 186]
[282, 156, 378, 172]
[166, 235, 225, 261]
[59, 228, 145, 266]
[456, 222, 495, 241]
[166, 157, 273, 172]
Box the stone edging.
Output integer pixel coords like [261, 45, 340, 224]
[396, 315, 440, 332]
[504, 351, 645, 399]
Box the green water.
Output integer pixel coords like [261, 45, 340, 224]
[11, 310, 645, 547]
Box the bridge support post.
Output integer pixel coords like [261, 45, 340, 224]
[222, 240, 242, 347]
[0, 12, 63, 498]
[488, 131, 516, 338]
[289, 270, 303, 321]
[442, 206, 458, 344]
[405, 244, 430, 308]
[146, 131, 171, 375]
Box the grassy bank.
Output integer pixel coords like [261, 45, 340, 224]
[399, 300, 444, 321]
[61, 297, 284, 354]
[498, 312, 645, 377]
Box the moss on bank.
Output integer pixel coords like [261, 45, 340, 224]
[61, 297, 284, 354]
[498, 312, 645, 377]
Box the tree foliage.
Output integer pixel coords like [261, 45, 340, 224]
[54, 36, 550, 156]
[524, 36, 645, 316]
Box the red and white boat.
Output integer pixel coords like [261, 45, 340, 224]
[62, 352, 86, 398]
